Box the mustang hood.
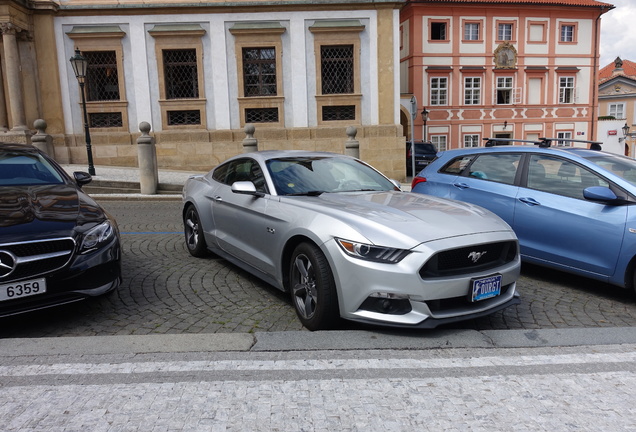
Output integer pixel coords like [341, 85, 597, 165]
[286, 191, 514, 247]
[0, 184, 105, 242]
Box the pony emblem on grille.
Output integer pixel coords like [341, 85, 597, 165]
[468, 251, 487, 263]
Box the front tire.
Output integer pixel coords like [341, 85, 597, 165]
[289, 242, 339, 331]
[183, 205, 208, 257]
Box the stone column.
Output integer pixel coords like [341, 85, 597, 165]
[242, 123, 258, 153]
[0, 64, 9, 132]
[0, 23, 27, 131]
[137, 121, 158, 195]
[345, 126, 359, 158]
[31, 119, 54, 157]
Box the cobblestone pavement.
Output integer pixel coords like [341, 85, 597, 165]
[1, 200, 636, 338]
[3, 343, 636, 431]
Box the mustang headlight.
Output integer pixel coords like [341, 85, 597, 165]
[336, 238, 410, 263]
[80, 221, 115, 253]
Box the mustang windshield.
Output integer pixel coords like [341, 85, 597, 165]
[267, 156, 398, 195]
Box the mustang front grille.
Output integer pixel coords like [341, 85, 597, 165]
[420, 240, 517, 278]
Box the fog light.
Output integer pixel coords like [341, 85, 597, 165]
[360, 294, 412, 315]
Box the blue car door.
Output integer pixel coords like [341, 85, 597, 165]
[513, 154, 626, 278]
[445, 153, 522, 226]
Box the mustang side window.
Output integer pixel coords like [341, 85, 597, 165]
[466, 153, 521, 185]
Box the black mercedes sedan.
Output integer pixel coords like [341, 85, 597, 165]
[0, 143, 121, 317]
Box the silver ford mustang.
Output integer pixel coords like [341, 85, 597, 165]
[182, 151, 520, 330]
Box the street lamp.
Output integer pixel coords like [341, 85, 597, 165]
[421, 108, 429, 142]
[69, 48, 96, 176]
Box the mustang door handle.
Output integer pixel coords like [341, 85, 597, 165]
[518, 197, 540, 206]
[213, 196, 223, 202]
[452, 182, 470, 189]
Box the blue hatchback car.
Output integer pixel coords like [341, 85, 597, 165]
[411, 139, 636, 293]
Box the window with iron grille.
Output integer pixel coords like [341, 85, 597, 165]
[89, 112, 123, 128]
[163, 49, 199, 99]
[84, 51, 120, 102]
[321, 45, 354, 94]
[243, 47, 277, 97]
[245, 108, 279, 123]
[167, 110, 201, 125]
[322, 105, 355, 121]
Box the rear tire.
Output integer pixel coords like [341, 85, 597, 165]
[183, 205, 208, 257]
[289, 242, 339, 331]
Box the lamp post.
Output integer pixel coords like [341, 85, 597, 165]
[421, 108, 429, 142]
[69, 48, 95, 176]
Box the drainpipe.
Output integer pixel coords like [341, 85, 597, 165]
[592, 8, 603, 142]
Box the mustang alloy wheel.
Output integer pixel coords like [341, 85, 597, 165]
[184, 205, 208, 257]
[289, 242, 338, 331]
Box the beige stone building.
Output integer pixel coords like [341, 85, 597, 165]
[0, 0, 406, 178]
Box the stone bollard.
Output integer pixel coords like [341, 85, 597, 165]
[31, 119, 54, 157]
[242, 123, 258, 153]
[137, 121, 158, 195]
[345, 126, 359, 158]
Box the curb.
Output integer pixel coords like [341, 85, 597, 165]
[2, 328, 636, 357]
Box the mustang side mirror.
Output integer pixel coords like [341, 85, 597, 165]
[231, 181, 264, 197]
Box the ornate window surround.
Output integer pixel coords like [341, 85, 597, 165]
[149, 24, 207, 129]
[66, 25, 129, 132]
[229, 21, 286, 128]
[310, 20, 364, 126]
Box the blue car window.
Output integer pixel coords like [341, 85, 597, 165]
[440, 156, 473, 174]
[466, 153, 521, 185]
[527, 155, 605, 200]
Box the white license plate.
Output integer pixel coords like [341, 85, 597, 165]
[471, 275, 502, 302]
[0, 278, 47, 301]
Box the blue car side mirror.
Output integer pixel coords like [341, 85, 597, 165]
[583, 186, 624, 205]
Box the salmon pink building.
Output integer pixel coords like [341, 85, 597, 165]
[400, 0, 613, 152]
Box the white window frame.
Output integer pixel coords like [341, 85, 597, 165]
[556, 131, 572, 146]
[560, 25, 574, 42]
[609, 103, 625, 119]
[496, 77, 513, 105]
[498, 23, 513, 41]
[431, 135, 447, 152]
[464, 23, 479, 41]
[464, 77, 481, 105]
[430, 77, 448, 105]
[559, 77, 575, 104]
[464, 134, 480, 147]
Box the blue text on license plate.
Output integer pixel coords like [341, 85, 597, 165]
[471, 275, 502, 302]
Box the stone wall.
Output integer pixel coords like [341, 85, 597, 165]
[59, 124, 408, 181]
